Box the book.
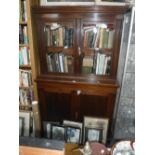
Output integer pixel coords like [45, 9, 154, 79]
[99, 28, 105, 49]
[103, 29, 109, 48]
[59, 52, 65, 72]
[108, 30, 114, 49]
[46, 53, 53, 72]
[23, 26, 28, 44]
[19, 25, 24, 44]
[22, 0, 27, 22]
[67, 56, 74, 73]
[64, 55, 68, 73]
[82, 57, 93, 74]
[98, 54, 106, 75]
[95, 52, 100, 74]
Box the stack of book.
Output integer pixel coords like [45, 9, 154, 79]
[82, 52, 111, 75]
[46, 52, 74, 73]
[19, 47, 30, 65]
[19, 25, 28, 44]
[19, 69, 32, 87]
[46, 25, 74, 48]
[94, 53, 111, 75]
[19, 89, 34, 108]
[19, 0, 27, 22]
[83, 24, 114, 49]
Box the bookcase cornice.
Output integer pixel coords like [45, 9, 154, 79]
[31, 5, 130, 14]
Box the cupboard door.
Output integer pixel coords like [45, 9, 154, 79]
[80, 15, 122, 78]
[34, 15, 77, 74]
[76, 93, 116, 123]
[38, 89, 72, 122]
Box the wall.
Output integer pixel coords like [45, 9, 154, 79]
[113, 8, 135, 139]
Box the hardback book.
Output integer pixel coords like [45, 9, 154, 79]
[19, 25, 24, 44]
[98, 54, 106, 75]
[67, 56, 74, 73]
[46, 53, 53, 72]
[64, 55, 68, 73]
[23, 26, 28, 44]
[103, 29, 109, 48]
[58, 52, 65, 72]
[22, 0, 27, 22]
[108, 29, 114, 49]
[82, 56, 93, 73]
[46, 26, 50, 46]
[99, 28, 105, 49]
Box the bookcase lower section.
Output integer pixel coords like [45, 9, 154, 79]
[36, 76, 118, 141]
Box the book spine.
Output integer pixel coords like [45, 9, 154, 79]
[23, 26, 28, 44]
[22, 0, 27, 22]
[104, 29, 109, 48]
[95, 52, 100, 74]
[64, 55, 68, 73]
[19, 25, 24, 44]
[108, 30, 114, 49]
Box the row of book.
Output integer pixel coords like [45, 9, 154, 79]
[46, 52, 74, 73]
[19, 89, 34, 108]
[46, 25, 74, 48]
[19, 47, 30, 65]
[82, 52, 111, 75]
[83, 25, 114, 49]
[19, 25, 28, 44]
[19, 0, 27, 22]
[19, 69, 32, 87]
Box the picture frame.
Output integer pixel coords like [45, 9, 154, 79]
[43, 121, 52, 138]
[51, 125, 65, 141]
[85, 127, 102, 142]
[84, 116, 109, 144]
[43, 121, 60, 138]
[19, 117, 24, 136]
[19, 111, 31, 136]
[63, 120, 83, 143]
[66, 126, 81, 144]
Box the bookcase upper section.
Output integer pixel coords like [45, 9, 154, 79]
[31, 5, 130, 82]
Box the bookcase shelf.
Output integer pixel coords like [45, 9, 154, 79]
[19, 21, 27, 25]
[19, 65, 31, 69]
[19, 44, 29, 47]
[32, 5, 130, 142]
[83, 48, 113, 56]
[19, 86, 33, 89]
[19, 0, 39, 114]
[47, 47, 74, 55]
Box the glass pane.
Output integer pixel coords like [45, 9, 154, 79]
[81, 23, 114, 76]
[44, 22, 75, 73]
[45, 22, 74, 48]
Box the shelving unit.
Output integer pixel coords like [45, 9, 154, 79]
[19, 0, 38, 111]
[31, 5, 130, 142]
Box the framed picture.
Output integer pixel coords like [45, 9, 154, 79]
[66, 126, 81, 144]
[43, 121, 52, 138]
[43, 121, 60, 138]
[19, 111, 31, 136]
[85, 127, 102, 142]
[84, 116, 109, 144]
[63, 120, 83, 143]
[51, 125, 65, 141]
[19, 117, 24, 136]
